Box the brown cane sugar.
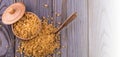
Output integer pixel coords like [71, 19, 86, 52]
[12, 12, 41, 40]
[17, 19, 60, 57]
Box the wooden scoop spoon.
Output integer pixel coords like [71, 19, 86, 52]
[54, 12, 77, 34]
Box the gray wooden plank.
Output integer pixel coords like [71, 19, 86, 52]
[88, 0, 115, 57]
[60, 0, 68, 57]
[0, 0, 15, 57]
[54, 0, 88, 57]
[88, 0, 105, 57]
[66, 0, 88, 57]
[53, 0, 67, 57]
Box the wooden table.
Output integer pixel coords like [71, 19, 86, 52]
[0, 0, 88, 57]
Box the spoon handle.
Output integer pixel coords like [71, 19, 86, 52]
[55, 12, 77, 34]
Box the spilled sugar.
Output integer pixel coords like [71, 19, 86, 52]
[17, 19, 60, 57]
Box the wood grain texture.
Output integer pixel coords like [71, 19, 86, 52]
[53, 0, 68, 57]
[88, 0, 120, 57]
[53, 0, 62, 57]
[0, 0, 119, 57]
[66, 0, 88, 57]
[0, 0, 89, 57]
[0, 0, 14, 57]
[14, 0, 89, 57]
[54, 0, 88, 57]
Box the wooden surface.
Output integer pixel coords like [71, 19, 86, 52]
[53, 0, 88, 57]
[88, 0, 120, 57]
[0, 0, 14, 57]
[1, 0, 88, 57]
[66, 0, 88, 57]
[1, 0, 120, 57]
